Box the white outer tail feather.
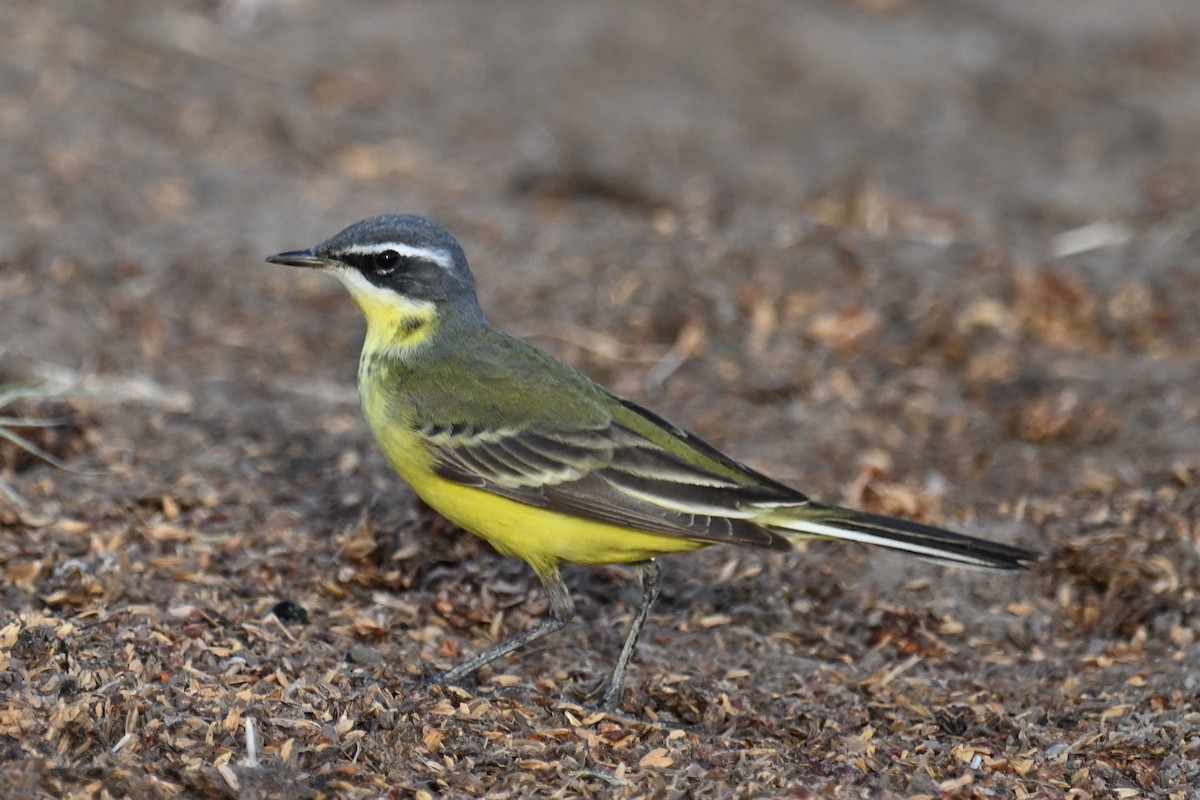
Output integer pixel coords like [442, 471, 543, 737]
[768, 517, 1012, 569]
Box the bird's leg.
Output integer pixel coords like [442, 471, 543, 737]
[597, 559, 662, 711]
[426, 566, 575, 688]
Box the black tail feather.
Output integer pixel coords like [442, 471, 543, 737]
[773, 504, 1037, 570]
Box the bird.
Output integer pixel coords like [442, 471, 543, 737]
[268, 214, 1037, 710]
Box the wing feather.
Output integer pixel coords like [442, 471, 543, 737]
[422, 418, 792, 549]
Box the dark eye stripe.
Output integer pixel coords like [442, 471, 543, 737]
[375, 250, 400, 270]
[345, 250, 411, 274]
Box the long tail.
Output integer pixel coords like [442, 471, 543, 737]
[765, 503, 1036, 570]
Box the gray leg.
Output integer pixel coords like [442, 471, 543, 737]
[427, 567, 575, 687]
[598, 559, 662, 711]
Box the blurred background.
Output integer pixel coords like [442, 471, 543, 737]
[2, 0, 1199, 795]
[3, 0, 1197, 493]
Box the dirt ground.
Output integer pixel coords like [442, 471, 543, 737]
[2, 1, 1199, 797]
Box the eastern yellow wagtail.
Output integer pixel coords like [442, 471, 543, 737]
[269, 215, 1036, 710]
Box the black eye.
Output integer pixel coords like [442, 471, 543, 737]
[374, 250, 400, 271]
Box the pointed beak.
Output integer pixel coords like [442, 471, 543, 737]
[266, 248, 334, 269]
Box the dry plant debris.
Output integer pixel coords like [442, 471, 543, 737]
[3, 0, 1200, 795]
[3, 206, 1200, 796]
[0, 383, 96, 509]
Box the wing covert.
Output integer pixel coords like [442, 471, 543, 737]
[418, 418, 796, 550]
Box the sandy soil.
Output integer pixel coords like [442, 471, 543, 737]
[2, 1, 1199, 797]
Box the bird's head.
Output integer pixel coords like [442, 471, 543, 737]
[268, 215, 483, 349]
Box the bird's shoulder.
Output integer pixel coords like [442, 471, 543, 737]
[404, 325, 614, 431]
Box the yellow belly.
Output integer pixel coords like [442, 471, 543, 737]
[412, 472, 709, 575]
[362, 395, 706, 575]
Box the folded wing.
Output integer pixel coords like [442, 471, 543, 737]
[419, 418, 795, 550]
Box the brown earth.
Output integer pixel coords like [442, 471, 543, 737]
[2, 1, 1199, 797]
